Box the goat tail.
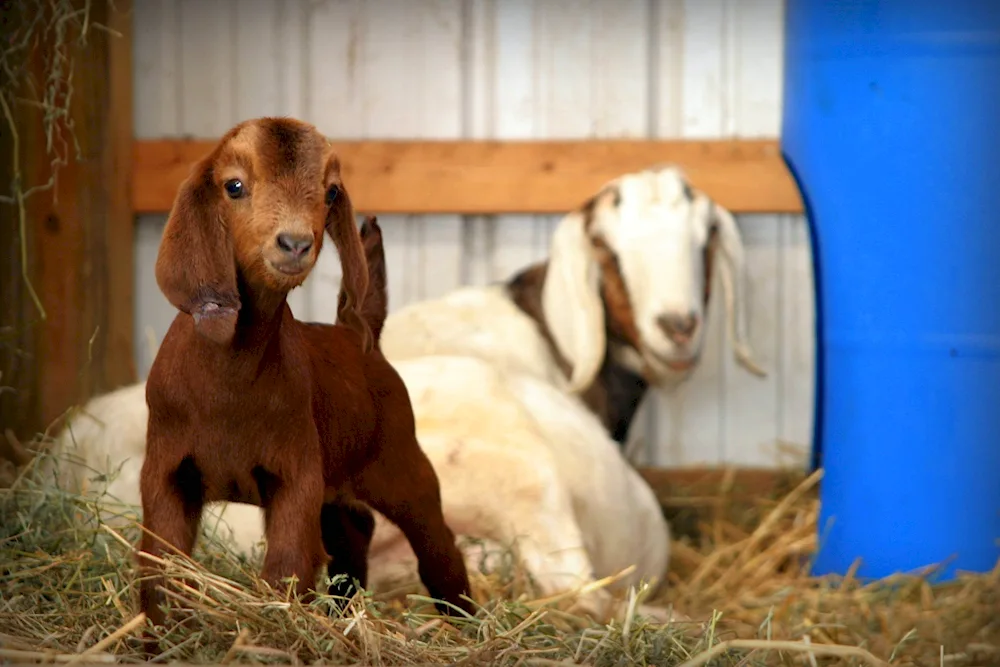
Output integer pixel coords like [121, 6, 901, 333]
[338, 216, 388, 347]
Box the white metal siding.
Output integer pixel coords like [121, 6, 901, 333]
[132, 0, 815, 468]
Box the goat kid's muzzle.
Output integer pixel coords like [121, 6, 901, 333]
[268, 231, 316, 276]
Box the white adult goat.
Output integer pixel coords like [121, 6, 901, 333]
[380, 165, 765, 399]
[45, 165, 765, 621]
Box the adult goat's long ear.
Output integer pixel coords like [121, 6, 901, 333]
[155, 157, 240, 345]
[325, 172, 373, 353]
[542, 209, 606, 393]
[711, 202, 767, 378]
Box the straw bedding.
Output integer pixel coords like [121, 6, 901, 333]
[0, 443, 996, 667]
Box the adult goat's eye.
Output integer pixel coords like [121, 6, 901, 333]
[224, 179, 244, 199]
[325, 185, 340, 206]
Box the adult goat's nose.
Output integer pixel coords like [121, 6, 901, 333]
[276, 232, 313, 258]
[657, 311, 699, 344]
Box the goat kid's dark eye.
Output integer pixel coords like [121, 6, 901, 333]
[326, 185, 340, 206]
[224, 179, 245, 199]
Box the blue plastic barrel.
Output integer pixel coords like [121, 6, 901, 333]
[782, 0, 1000, 581]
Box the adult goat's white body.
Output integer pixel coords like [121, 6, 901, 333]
[45, 165, 766, 621]
[380, 285, 569, 387]
[367, 353, 670, 613]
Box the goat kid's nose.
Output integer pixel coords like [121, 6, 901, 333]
[657, 312, 699, 344]
[276, 232, 313, 258]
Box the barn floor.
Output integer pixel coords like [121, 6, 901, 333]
[0, 455, 996, 666]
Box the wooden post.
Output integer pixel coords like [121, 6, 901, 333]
[0, 0, 135, 440]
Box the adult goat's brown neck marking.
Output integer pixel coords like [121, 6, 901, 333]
[154, 116, 372, 354]
[506, 184, 720, 447]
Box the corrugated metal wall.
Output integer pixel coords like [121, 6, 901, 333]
[131, 0, 815, 468]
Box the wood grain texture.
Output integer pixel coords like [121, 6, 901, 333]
[0, 15, 38, 437]
[0, 0, 135, 438]
[103, 0, 137, 397]
[132, 138, 803, 215]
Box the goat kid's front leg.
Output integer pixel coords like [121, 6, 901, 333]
[357, 443, 475, 618]
[260, 471, 327, 602]
[137, 450, 204, 648]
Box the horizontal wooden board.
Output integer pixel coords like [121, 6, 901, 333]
[133, 139, 803, 215]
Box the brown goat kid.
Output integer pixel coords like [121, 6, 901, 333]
[138, 117, 473, 635]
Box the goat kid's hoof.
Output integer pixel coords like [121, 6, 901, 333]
[137, 628, 162, 660]
[323, 595, 358, 618]
[325, 580, 362, 612]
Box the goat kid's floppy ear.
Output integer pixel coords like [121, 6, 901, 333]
[326, 187, 373, 353]
[711, 203, 767, 378]
[155, 160, 240, 345]
[542, 210, 606, 393]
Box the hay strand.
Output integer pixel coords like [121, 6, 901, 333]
[676, 638, 889, 667]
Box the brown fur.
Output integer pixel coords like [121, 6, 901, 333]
[507, 264, 573, 379]
[578, 185, 647, 355]
[591, 234, 643, 350]
[339, 218, 388, 342]
[139, 118, 472, 648]
[154, 118, 372, 352]
[702, 223, 719, 306]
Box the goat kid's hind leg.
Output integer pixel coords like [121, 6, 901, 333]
[260, 471, 327, 602]
[356, 443, 474, 618]
[320, 502, 375, 612]
[137, 453, 204, 639]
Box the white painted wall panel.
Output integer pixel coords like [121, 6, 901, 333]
[130, 0, 814, 470]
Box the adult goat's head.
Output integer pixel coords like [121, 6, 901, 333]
[155, 117, 371, 350]
[542, 165, 766, 393]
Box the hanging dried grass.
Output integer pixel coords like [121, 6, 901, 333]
[2, 0, 123, 321]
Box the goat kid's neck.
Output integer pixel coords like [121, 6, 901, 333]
[202, 275, 292, 360]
